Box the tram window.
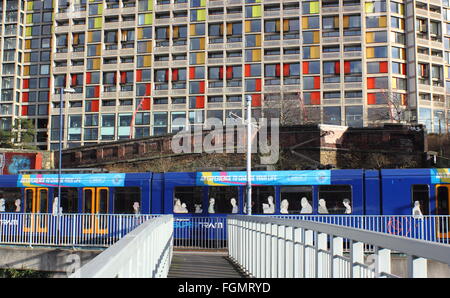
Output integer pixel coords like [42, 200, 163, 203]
[411, 185, 429, 215]
[98, 189, 108, 214]
[83, 189, 93, 213]
[318, 185, 352, 214]
[249, 186, 275, 214]
[54, 188, 78, 213]
[280, 186, 313, 214]
[25, 189, 34, 213]
[173, 187, 203, 214]
[437, 186, 449, 215]
[208, 186, 239, 214]
[114, 187, 141, 214]
[0, 188, 21, 212]
[39, 189, 48, 213]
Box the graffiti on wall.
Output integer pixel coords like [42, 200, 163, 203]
[0, 153, 42, 175]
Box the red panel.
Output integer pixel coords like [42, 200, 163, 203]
[311, 92, 320, 105]
[195, 96, 205, 109]
[379, 62, 388, 73]
[219, 66, 224, 79]
[367, 78, 376, 89]
[23, 79, 29, 89]
[145, 83, 151, 96]
[94, 86, 100, 98]
[255, 79, 262, 91]
[172, 69, 178, 81]
[226, 66, 233, 79]
[283, 64, 290, 76]
[121, 72, 127, 84]
[22, 92, 29, 102]
[313, 77, 320, 89]
[251, 94, 262, 107]
[190, 67, 196, 79]
[165, 70, 169, 82]
[71, 74, 77, 86]
[335, 62, 340, 74]
[142, 97, 151, 110]
[367, 93, 376, 105]
[401, 63, 407, 75]
[86, 72, 92, 84]
[136, 70, 142, 82]
[344, 62, 350, 74]
[199, 81, 205, 93]
[21, 105, 28, 116]
[275, 64, 281, 77]
[91, 100, 99, 112]
[302, 62, 309, 74]
[245, 65, 251, 77]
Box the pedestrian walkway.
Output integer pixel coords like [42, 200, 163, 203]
[168, 251, 245, 278]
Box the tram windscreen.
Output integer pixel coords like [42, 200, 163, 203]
[114, 187, 141, 214]
[0, 188, 22, 212]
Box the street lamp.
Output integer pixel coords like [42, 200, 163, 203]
[57, 87, 75, 221]
[246, 95, 252, 215]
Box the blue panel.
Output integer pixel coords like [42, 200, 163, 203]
[364, 170, 381, 215]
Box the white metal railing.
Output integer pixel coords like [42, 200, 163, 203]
[271, 215, 450, 245]
[228, 216, 450, 278]
[70, 215, 173, 278]
[0, 213, 160, 247]
[173, 217, 227, 249]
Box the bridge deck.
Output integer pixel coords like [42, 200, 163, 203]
[168, 251, 245, 278]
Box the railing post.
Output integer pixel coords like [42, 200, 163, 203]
[293, 227, 303, 278]
[304, 229, 314, 278]
[278, 224, 286, 278]
[271, 223, 278, 278]
[264, 222, 271, 278]
[408, 256, 427, 278]
[374, 247, 391, 278]
[317, 232, 328, 278]
[351, 241, 364, 278]
[285, 226, 294, 278]
[331, 236, 344, 278]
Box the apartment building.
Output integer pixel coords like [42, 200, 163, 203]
[0, 0, 449, 150]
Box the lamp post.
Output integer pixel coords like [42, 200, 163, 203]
[246, 95, 252, 215]
[57, 87, 75, 228]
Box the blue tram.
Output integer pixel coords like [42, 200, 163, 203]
[0, 168, 449, 243]
[0, 168, 448, 217]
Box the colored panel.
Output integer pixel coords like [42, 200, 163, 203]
[379, 16, 387, 27]
[366, 32, 374, 43]
[283, 64, 290, 76]
[196, 171, 331, 186]
[380, 62, 388, 73]
[252, 5, 262, 17]
[368, 93, 376, 105]
[145, 13, 153, 25]
[311, 92, 320, 105]
[245, 65, 251, 77]
[303, 62, 309, 74]
[94, 17, 102, 28]
[91, 100, 99, 112]
[252, 49, 261, 61]
[313, 76, 320, 89]
[251, 94, 262, 107]
[367, 77, 376, 89]
[197, 9, 206, 21]
[366, 47, 375, 58]
[310, 1, 319, 13]
[310, 46, 319, 58]
[195, 96, 205, 108]
[255, 78, 262, 91]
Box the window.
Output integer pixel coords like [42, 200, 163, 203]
[318, 185, 352, 214]
[114, 187, 141, 214]
[280, 186, 313, 214]
[174, 187, 203, 213]
[0, 188, 21, 212]
[208, 186, 239, 214]
[53, 188, 78, 213]
[411, 185, 429, 215]
[249, 186, 275, 214]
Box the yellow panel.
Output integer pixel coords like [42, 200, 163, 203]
[365, 2, 374, 13]
[93, 58, 101, 69]
[302, 17, 309, 29]
[334, 16, 339, 28]
[253, 49, 261, 61]
[137, 28, 143, 39]
[252, 5, 262, 17]
[24, 66, 30, 76]
[366, 47, 375, 58]
[24, 53, 31, 63]
[197, 52, 205, 64]
[25, 39, 31, 49]
[283, 20, 289, 32]
[26, 14, 33, 24]
[144, 55, 152, 66]
[313, 31, 319, 43]
[310, 1, 319, 13]
[190, 24, 196, 35]
[227, 23, 233, 35]
[245, 20, 251, 32]
[27, 1, 33, 11]
[197, 9, 206, 21]
[366, 32, 374, 43]
[96, 44, 101, 56]
[392, 78, 397, 89]
[343, 16, 349, 28]
[379, 16, 387, 27]
[94, 17, 102, 28]
[200, 37, 205, 50]
[255, 34, 261, 46]
[26, 27, 32, 36]
[310, 46, 319, 58]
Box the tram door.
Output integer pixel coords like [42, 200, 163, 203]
[24, 188, 48, 233]
[82, 187, 109, 234]
[435, 185, 450, 238]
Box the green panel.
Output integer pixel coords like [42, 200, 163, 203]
[145, 13, 153, 24]
[310, 2, 319, 13]
[252, 5, 262, 17]
[197, 9, 206, 21]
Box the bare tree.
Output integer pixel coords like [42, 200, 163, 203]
[262, 92, 320, 126]
[368, 90, 410, 126]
